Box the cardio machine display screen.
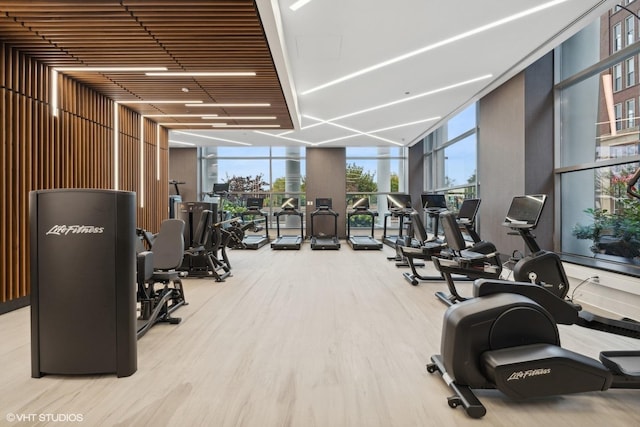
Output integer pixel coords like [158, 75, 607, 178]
[316, 198, 332, 208]
[457, 199, 480, 220]
[351, 197, 370, 209]
[281, 197, 298, 209]
[387, 193, 412, 209]
[421, 194, 447, 209]
[246, 198, 264, 209]
[503, 195, 547, 226]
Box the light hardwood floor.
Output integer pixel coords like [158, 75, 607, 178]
[1, 243, 639, 427]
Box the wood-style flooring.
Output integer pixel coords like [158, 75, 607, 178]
[1, 243, 639, 426]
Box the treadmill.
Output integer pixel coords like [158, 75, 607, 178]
[271, 197, 304, 250]
[347, 197, 382, 250]
[239, 197, 270, 249]
[382, 193, 414, 248]
[310, 198, 340, 250]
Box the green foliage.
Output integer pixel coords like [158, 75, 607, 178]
[572, 205, 640, 258]
[390, 173, 399, 192]
[346, 163, 378, 192]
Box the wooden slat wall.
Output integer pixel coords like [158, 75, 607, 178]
[0, 42, 169, 310]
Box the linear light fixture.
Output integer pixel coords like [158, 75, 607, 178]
[114, 102, 120, 190]
[156, 124, 161, 180]
[201, 116, 277, 120]
[51, 69, 59, 117]
[169, 140, 196, 147]
[143, 114, 218, 118]
[211, 124, 281, 128]
[368, 117, 441, 133]
[119, 100, 204, 105]
[56, 67, 168, 72]
[303, 115, 402, 146]
[140, 116, 145, 208]
[301, 0, 570, 95]
[329, 74, 492, 122]
[145, 71, 256, 77]
[253, 131, 314, 145]
[159, 122, 227, 126]
[173, 131, 252, 146]
[184, 103, 271, 107]
[290, 0, 314, 11]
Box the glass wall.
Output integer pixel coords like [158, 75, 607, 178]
[556, 4, 640, 271]
[345, 146, 406, 227]
[422, 103, 478, 210]
[200, 146, 306, 227]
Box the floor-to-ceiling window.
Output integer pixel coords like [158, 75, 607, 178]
[345, 146, 406, 227]
[422, 103, 478, 211]
[200, 146, 306, 227]
[556, 5, 640, 273]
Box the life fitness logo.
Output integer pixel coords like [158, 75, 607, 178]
[46, 225, 105, 236]
[507, 368, 551, 381]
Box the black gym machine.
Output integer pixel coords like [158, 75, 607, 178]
[427, 183, 640, 418]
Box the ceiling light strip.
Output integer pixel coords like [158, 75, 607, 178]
[253, 131, 315, 146]
[56, 67, 168, 72]
[159, 122, 279, 127]
[330, 74, 492, 122]
[290, 0, 314, 12]
[303, 115, 402, 146]
[368, 116, 441, 133]
[301, 0, 570, 95]
[201, 116, 276, 120]
[169, 140, 196, 147]
[212, 124, 281, 128]
[119, 100, 204, 105]
[144, 114, 218, 118]
[145, 72, 256, 77]
[172, 131, 252, 146]
[185, 103, 271, 107]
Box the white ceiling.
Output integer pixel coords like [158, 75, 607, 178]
[170, 0, 616, 149]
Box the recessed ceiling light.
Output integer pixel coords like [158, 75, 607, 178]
[185, 103, 271, 107]
[211, 124, 281, 128]
[201, 116, 277, 120]
[300, 0, 570, 95]
[145, 71, 256, 77]
[143, 114, 218, 118]
[168, 140, 196, 146]
[118, 100, 203, 104]
[172, 131, 252, 146]
[253, 131, 314, 145]
[55, 67, 168, 72]
[329, 74, 492, 122]
[303, 115, 402, 146]
[181, 87, 190, 93]
[290, 0, 314, 11]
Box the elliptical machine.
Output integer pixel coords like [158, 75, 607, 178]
[427, 181, 640, 418]
[427, 279, 640, 418]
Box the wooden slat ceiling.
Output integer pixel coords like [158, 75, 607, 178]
[0, 0, 292, 129]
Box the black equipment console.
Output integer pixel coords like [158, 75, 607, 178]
[382, 193, 414, 248]
[347, 197, 382, 250]
[239, 197, 270, 249]
[272, 198, 304, 250]
[310, 197, 340, 250]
